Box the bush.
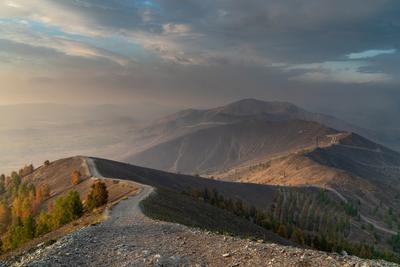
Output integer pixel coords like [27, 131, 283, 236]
[86, 181, 108, 211]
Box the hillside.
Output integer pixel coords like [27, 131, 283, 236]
[2, 157, 400, 265]
[0, 157, 138, 258]
[217, 133, 400, 242]
[18, 157, 138, 210]
[7, 159, 396, 267]
[123, 99, 379, 174]
[128, 119, 337, 174]
[92, 157, 400, 261]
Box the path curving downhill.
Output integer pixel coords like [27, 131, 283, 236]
[9, 157, 398, 267]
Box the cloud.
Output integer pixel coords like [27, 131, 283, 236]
[6, 1, 22, 9]
[0, 20, 130, 65]
[286, 61, 392, 84]
[162, 23, 191, 35]
[1, 0, 400, 114]
[347, 49, 397, 59]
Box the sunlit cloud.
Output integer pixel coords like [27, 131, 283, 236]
[0, 22, 130, 65]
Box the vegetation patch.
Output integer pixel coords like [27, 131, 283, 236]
[0, 164, 109, 255]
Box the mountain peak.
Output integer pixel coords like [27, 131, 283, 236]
[216, 98, 301, 116]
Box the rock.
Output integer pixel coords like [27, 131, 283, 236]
[142, 250, 151, 257]
[222, 253, 231, 257]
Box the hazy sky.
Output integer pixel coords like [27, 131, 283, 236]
[1, 0, 400, 112]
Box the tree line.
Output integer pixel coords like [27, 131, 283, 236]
[185, 187, 400, 263]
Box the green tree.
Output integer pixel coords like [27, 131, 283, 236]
[86, 181, 108, 211]
[277, 224, 288, 238]
[0, 201, 11, 233]
[51, 190, 83, 228]
[22, 215, 36, 241]
[35, 211, 51, 237]
[0, 174, 5, 194]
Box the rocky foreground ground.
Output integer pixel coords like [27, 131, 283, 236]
[0, 183, 397, 267]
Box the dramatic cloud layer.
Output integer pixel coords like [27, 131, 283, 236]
[0, 0, 399, 114]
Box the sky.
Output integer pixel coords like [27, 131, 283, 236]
[0, 0, 400, 115]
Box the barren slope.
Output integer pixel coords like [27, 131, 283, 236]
[127, 119, 337, 174]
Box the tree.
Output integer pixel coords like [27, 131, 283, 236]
[0, 174, 5, 194]
[71, 170, 82, 186]
[51, 190, 83, 228]
[36, 183, 50, 202]
[11, 172, 21, 190]
[35, 211, 51, 237]
[19, 165, 34, 177]
[0, 201, 11, 233]
[86, 181, 108, 211]
[66, 191, 84, 219]
[22, 215, 36, 241]
[277, 224, 288, 238]
[292, 228, 305, 245]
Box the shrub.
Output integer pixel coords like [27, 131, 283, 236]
[86, 181, 108, 211]
[44, 160, 50, 167]
[71, 170, 82, 186]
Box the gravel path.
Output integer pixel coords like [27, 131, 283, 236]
[5, 158, 398, 267]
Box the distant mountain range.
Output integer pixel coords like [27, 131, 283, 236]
[124, 98, 389, 174]
[121, 99, 400, 240]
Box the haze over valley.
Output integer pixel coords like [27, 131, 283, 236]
[1, 1, 400, 266]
